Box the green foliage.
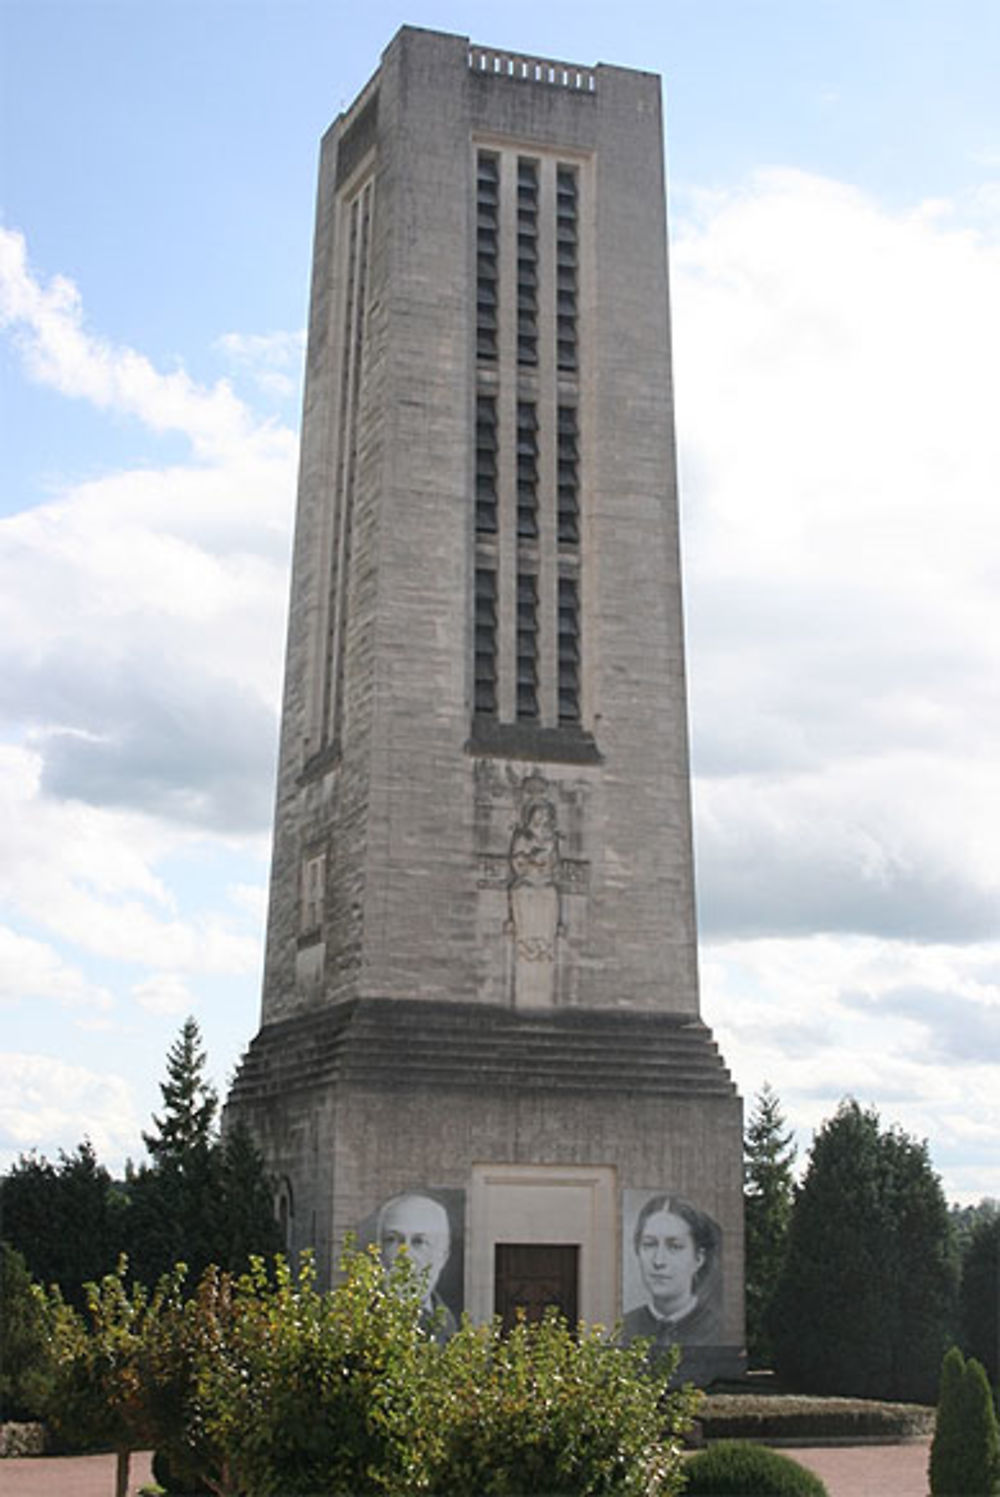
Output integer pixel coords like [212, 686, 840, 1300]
[961, 1358, 1000, 1496]
[0, 1242, 54, 1419]
[136, 1247, 695, 1496]
[143, 1017, 218, 1165]
[769, 1099, 957, 1402]
[960, 1211, 999, 1384]
[744, 1083, 796, 1366]
[151, 1448, 214, 1494]
[127, 1021, 282, 1289]
[929, 1346, 1000, 1497]
[178, 1249, 434, 1496]
[216, 1123, 284, 1275]
[0, 1140, 124, 1305]
[0, 1024, 279, 1309]
[929, 1346, 968, 1497]
[950, 1197, 999, 1254]
[682, 1441, 828, 1495]
[39, 1259, 186, 1497]
[427, 1308, 696, 1495]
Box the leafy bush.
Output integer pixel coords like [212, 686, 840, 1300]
[0, 1243, 54, 1420]
[683, 1441, 829, 1495]
[177, 1250, 435, 1496]
[160, 1247, 696, 1496]
[150, 1448, 213, 1494]
[34, 1247, 696, 1495]
[427, 1307, 696, 1495]
[929, 1346, 1000, 1496]
[39, 1261, 182, 1497]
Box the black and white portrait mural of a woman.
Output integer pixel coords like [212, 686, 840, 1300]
[357, 1188, 464, 1343]
[621, 1191, 722, 1355]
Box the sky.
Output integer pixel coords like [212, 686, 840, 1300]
[1, 0, 998, 1205]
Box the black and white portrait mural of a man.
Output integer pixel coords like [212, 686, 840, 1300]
[621, 1191, 722, 1355]
[358, 1189, 464, 1343]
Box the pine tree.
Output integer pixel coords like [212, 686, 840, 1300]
[130, 1017, 222, 1285]
[770, 1099, 957, 1401]
[142, 1016, 218, 1165]
[127, 1018, 280, 1287]
[744, 1083, 796, 1366]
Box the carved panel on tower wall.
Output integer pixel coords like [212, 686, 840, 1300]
[473, 763, 590, 1008]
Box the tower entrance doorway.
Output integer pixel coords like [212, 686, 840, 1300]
[494, 1243, 579, 1330]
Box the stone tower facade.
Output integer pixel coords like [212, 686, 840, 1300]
[227, 25, 744, 1383]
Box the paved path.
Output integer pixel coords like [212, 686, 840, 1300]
[0, 1451, 154, 1496]
[0, 1441, 932, 1497]
[794, 1438, 930, 1497]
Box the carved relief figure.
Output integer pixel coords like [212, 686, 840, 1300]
[506, 775, 563, 1004]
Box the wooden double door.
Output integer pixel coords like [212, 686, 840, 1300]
[494, 1243, 579, 1331]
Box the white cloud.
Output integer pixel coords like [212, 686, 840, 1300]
[0, 747, 264, 971]
[0, 924, 113, 1014]
[0, 232, 295, 833]
[0, 237, 285, 1168]
[0, 1053, 139, 1171]
[0, 228, 295, 465]
[670, 170, 1000, 1199]
[132, 972, 196, 1016]
[227, 882, 269, 922]
[216, 329, 306, 399]
[673, 169, 1000, 947]
[702, 932, 1000, 1201]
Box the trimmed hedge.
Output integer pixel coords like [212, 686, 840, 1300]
[683, 1441, 828, 1495]
[698, 1393, 934, 1443]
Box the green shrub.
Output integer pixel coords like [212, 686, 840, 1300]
[929, 1346, 1000, 1496]
[683, 1441, 828, 1496]
[150, 1449, 212, 1494]
[929, 1346, 967, 1496]
[155, 1248, 695, 1496]
[428, 1308, 696, 1495]
[0, 1243, 54, 1420]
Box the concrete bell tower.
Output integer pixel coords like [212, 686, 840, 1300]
[227, 25, 744, 1384]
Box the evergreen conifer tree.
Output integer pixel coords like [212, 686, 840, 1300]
[960, 1356, 1000, 1497]
[744, 1083, 796, 1366]
[218, 1121, 283, 1273]
[929, 1345, 969, 1496]
[960, 1211, 999, 1383]
[142, 1016, 218, 1165]
[930, 1347, 1000, 1497]
[770, 1099, 957, 1401]
[127, 1018, 280, 1286]
[0, 1141, 123, 1304]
